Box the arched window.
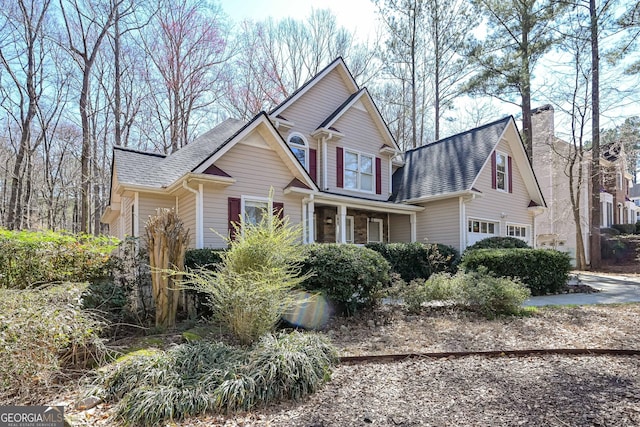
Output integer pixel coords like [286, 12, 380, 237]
[288, 133, 308, 169]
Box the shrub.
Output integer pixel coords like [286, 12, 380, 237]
[611, 224, 636, 235]
[184, 249, 225, 270]
[0, 283, 105, 402]
[365, 242, 459, 281]
[637, 221, 640, 235]
[600, 227, 621, 236]
[464, 236, 530, 251]
[601, 236, 627, 261]
[459, 268, 530, 317]
[0, 228, 119, 289]
[461, 248, 571, 295]
[300, 244, 391, 315]
[99, 332, 337, 426]
[401, 274, 462, 313]
[180, 204, 309, 344]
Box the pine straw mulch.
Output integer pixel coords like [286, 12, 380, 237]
[58, 303, 640, 426]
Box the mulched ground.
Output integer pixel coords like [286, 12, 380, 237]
[60, 303, 640, 426]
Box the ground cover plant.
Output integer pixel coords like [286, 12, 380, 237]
[97, 331, 338, 426]
[0, 283, 106, 403]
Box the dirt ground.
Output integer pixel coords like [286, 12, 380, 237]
[60, 303, 640, 426]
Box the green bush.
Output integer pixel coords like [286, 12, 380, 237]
[461, 248, 571, 295]
[184, 248, 225, 270]
[636, 221, 640, 234]
[464, 236, 530, 251]
[99, 331, 337, 426]
[601, 236, 627, 261]
[399, 269, 529, 317]
[180, 204, 309, 344]
[0, 229, 119, 289]
[0, 283, 106, 402]
[600, 227, 621, 236]
[611, 224, 636, 235]
[300, 244, 391, 315]
[459, 268, 530, 317]
[365, 242, 459, 281]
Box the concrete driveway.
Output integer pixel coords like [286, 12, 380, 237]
[524, 272, 640, 306]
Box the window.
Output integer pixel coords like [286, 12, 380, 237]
[468, 219, 496, 234]
[336, 215, 354, 243]
[344, 150, 374, 192]
[368, 218, 383, 243]
[288, 133, 308, 169]
[243, 199, 269, 225]
[507, 225, 527, 238]
[496, 152, 507, 191]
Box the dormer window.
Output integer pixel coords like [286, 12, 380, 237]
[288, 133, 308, 169]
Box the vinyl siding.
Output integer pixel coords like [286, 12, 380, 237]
[389, 213, 411, 242]
[466, 138, 533, 242]
[122, 196, 133, 237]
[177, 191, 197, 248]
[416, 198, 460, 249]
[137, 194, 176, 237]
[203, 139, 305, 248]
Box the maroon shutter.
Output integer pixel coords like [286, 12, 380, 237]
[228, 197, 241, 241]
[491, 151, 497, 189]
[375, 157, 382, 195]
[336, 146, 344, 188]
[309, 148, 317, 182]
[508, 156, 513, 193]
[273, 202, 284, 220]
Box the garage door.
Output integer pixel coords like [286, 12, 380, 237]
[467, 219, 498, 246]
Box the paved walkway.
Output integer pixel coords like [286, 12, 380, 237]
[524, 272, 640, 306]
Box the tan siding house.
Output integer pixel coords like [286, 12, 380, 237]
[102, 57, 545, 253]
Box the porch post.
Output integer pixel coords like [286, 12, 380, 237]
[308, 199, 315, 243]
[410, 212, 416, 242]
[339, 204, 347, 243]
[302, 198, 307, 244]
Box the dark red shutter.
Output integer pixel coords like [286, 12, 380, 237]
[336, 146, 344, 188]
[228, 197, 241, 240]
[309, 148, 317, 182]
[508, 156, 513, 193]
[375, 157, 382, 195]
[273, 202, 284, 220]
[491, 151, 497, 189]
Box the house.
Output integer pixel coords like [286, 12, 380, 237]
[101, 58, 546, 252]
[531, 104, 637, 264]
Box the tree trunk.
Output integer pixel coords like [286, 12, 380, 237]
[589, 0, 601, 269]
[79, 69, 91, 233]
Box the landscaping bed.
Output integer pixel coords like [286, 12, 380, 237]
[58, 303, 640, 426]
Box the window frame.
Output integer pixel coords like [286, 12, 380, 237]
[241, 195, 271, 226]
[506, 223, 529, 240]
[287, 133, 308, 170]
[344, 149, 374, 193]
[367, 218, 384, 243]
[468, 219, 497, 235]
[336, 215, 355, 244]
[495, 151, 508, 192]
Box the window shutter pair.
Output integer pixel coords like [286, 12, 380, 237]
[336, 146, 382, 194]
[227, 198, 284, 240]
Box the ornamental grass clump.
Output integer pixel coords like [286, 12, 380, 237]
[98, 332, 337, 426]
[180, 201, 310, 345]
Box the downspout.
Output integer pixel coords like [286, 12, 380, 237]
[322, 137, 328, 190]
[182, 180, 203, 248]
[459, 196, 465, 250]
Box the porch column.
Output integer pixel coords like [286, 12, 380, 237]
[308, 199, 315, 243]
[339, 204, 347, 243]
[302, 199, 307, 244]
[410, 212, 417, 242]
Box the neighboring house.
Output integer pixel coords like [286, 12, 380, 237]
[102, 58, 546, 252]
[532, 104, 637, 264]
[630, 185, 640, 222]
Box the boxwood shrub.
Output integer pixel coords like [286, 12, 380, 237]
[611, 224, 636, 235]
[464, 236, 530, 252]
[300, 244, 391, 315]
[461, 248, 571, 296]
[365, 242, 459, 281]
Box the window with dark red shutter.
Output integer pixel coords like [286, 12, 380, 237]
[508, 156, 513, 193]
[309, 148, 317, 182]
[273, 202, 284, 220]
[491, 151, 497, 189]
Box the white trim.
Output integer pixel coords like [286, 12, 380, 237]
[506, 222, 530, 243]
[308, 196, 315, 243]
[402, 189, 483, 204]
[241, 195, 272, 226]
[336, 213, 354, 243]
[495, 150, 509, 192]
[322, 138, 328, 190]
[459, 197, 466, 250]
[367, 218, 383, 243]
[197, 184, 204, 248]
[133, 192, 139, 237]
[410, 212, 417, 242]
[338, 205, 348, 243]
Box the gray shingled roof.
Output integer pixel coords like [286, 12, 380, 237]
[114, 118, 246, 188]
[391, 116, 512, 202]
